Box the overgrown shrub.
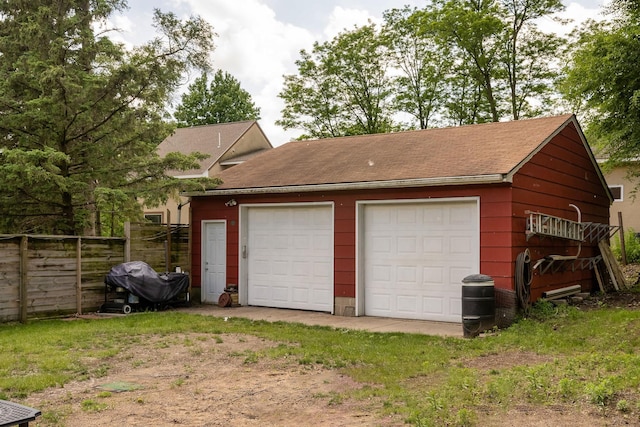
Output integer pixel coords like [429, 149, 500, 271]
[611, 229, 640, 263]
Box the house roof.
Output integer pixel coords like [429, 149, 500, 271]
[192, 114, 601, 195]
[157, 121, 263, 177]
[219, 148, 270, 167]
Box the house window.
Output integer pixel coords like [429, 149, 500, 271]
[609, 185, 623, 202]
[144, 213, 163, 224]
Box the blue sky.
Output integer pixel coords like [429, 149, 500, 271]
[110, 0, 610, 145]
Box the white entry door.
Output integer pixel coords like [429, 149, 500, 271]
[202, 221, 226, 303]
[361, 199, 479, 322]
[246, 205, 333, 312]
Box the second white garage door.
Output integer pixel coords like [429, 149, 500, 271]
[361, 199, 479, 322]
[247, 205, 334, 312]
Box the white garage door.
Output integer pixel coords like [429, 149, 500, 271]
[247, 205, 333, 312]
[362, 200, 478, 322]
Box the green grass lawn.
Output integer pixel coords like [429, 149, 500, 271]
[1, 297, 640, 426]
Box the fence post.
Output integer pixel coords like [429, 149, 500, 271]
[187, 209, 192, 295]
[76, 237, 82, 315]
[124, 222, 131, 263]
[166, 210, 172, 273]
[618, 212, 627, 266]
[19, 235, 28, 323]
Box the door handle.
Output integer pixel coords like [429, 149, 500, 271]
[242, 245, 247, 259]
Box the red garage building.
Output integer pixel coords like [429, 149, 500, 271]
[187, 114, 612, 323]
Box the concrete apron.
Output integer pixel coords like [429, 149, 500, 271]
[181, 305, 463, 338]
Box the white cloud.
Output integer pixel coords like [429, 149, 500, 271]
[324, 6, 378, 39]
[95, 14, 136, 49]
[178, 0, 316, 144]
[537, 1, 611, 35]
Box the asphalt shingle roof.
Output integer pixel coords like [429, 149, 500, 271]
[157, 121, 257, 177]
[212, 114, 577, 191]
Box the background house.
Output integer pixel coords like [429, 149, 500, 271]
[143, 121, 272, 224]
[187, 115, 612, 324]
[599, 161, 640, 233]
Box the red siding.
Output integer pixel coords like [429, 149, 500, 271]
[191, 185, 514, 298]
[511, 123, 610, 300]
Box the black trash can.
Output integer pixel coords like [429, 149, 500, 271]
[461, 274, 495, 338]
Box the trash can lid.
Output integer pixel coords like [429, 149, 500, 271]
[462, 274, 493, 283]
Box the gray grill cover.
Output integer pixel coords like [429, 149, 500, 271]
[105, 261, 189, 303]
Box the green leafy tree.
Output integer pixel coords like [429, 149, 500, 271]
[174, 70, 261, 127]
[0, 1, 216, 235]
[383, 7, 449, 129]
[431, 0, 565, 122]
[432, 0, 508, 122]
[501, 0, 565, 119]
[560, 0, 640, 162]
[278, 23, 395, 139]
[277, 50, 347, 139]
[443, 68, 495, 125]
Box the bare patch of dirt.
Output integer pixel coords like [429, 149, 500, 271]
[477, 404, 638, 426]
[23, 333, 401, 426]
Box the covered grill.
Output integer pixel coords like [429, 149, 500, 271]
[100, 261, 190, 314]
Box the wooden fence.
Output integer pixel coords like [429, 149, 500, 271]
[0, 222, 190, 323]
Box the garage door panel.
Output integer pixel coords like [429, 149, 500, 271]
[248, 206, 333, 312]
[369, 292, 392, 311]
[449, 297, 462, 316]
[363, 201, 478, 322]
[397, 295, 418, 312]
[292, 287, 309, 303]
[450, 266, 474, 284]
[451, 205, 475, 223]
[314, 235, 332, 250]
[314, 261, 332, 278]
[312, 288, 332, 303]
[274, 236, 288, 249]
[398, 236, 417, 253]
[272, 261, 288, 276]
[272, 286, 289, 302]
[451, 236, 473, 254]
[251, 284, 270, 301]
[397, 208, 418, 224]
[292, 235, 310, 250]
[397, 266, 418, 284]
[292, 260, 311, 276]
[423, 297, 444, 316]
[423, 266, 444, 284]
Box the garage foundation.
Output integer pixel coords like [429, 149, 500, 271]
[335, 297, 356, 317]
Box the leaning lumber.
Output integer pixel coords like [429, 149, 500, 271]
[598, 240, 628, 290]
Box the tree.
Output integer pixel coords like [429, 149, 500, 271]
[383, 7, 449, 129]
[431, 0, 565, 122]
[174, 70, 260, 127]
[278, 23, 395, 139]
[0, 1, 216, 235]
[432, 0, 507, 122]
[443, 67, 495, 125]
[560, 0, 640, 162]
[501, 0, 565, 119]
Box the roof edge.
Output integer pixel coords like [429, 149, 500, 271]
[185, 174, 507, 197]
[505, 114, 575, 180]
